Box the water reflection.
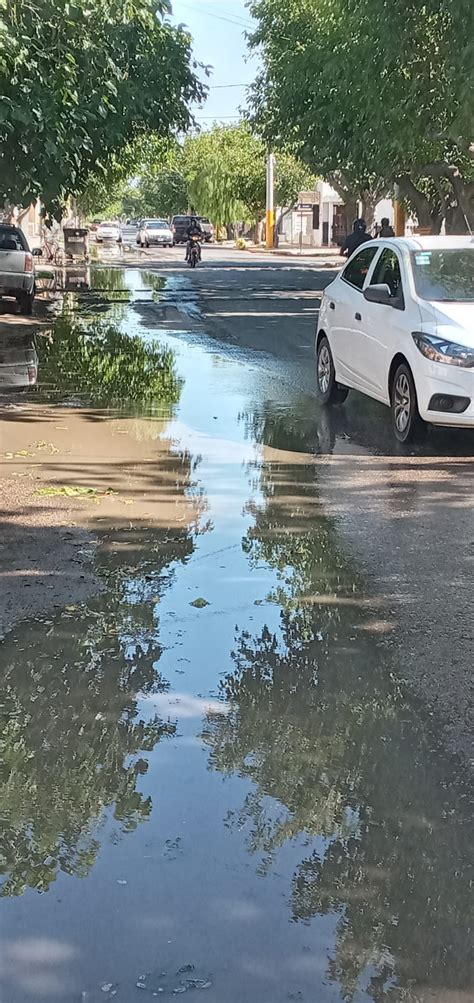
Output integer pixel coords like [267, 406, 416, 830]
[203, 457, 474, 1000]
[0, 331, 38, 390]
[34, 267, 179, 408]
[0, 526, 195, 899]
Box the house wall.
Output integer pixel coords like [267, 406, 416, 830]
[278, 183, 398, 248]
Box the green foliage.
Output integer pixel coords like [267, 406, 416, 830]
[0, 0, 204, 214]
[125, 140, 188, 219]
[39, 313, 181, 408]
[248, 0, 474, 229]
[183, 123, 314, 226]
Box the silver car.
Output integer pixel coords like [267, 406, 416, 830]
[137, 219, 173, 248]
[0, 332, 38, 390]
[0, 224, 36, 314]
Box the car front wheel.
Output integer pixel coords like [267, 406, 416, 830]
[316, 335, 349, 405]
[391, 362, 423, 443]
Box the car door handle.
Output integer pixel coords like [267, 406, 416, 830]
[355, 312, 361, 321]
[329, 301, 335, 310]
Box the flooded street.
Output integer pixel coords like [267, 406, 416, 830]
[1, 257, 473, 1002]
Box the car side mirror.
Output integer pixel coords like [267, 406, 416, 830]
[32, 247, 42, 256]
[363, 283, 393, 306]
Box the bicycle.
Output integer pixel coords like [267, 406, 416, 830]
[41, 230, 65, 265]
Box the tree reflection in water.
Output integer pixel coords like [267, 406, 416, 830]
[203, 457, 473, 1001]
[0, 526, 195, 899]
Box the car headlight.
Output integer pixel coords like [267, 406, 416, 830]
[412, 332, 474, 368]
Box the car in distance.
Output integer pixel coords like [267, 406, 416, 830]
[0, 224, 35, 314]
[171, 215, 192, 245]
[198, 217, 214, 242]
[315, 236, 474, 442]
[96, 221, 121, 243]
[137, 219, 173, 248]
[171, 215, 215, 244]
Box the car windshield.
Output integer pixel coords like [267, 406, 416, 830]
[410, 248, 474, 302]
[148, 222, 168, 229]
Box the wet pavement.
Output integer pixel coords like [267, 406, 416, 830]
[0, 259, 473, 1003]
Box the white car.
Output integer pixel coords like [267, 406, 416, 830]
[0, 224, 36, 314]
[137, 219, 173, 248]
[96, 221, 121, 243]
[315, 235, 474, 442]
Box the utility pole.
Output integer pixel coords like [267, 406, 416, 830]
[393, 184, 406, 236]
[266, 152, 274, 249]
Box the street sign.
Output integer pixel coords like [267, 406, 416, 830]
[297, 203, 313, 210]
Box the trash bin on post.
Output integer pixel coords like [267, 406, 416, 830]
[63, 227, 90, 259]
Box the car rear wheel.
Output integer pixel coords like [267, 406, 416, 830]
[316, 336, 349, 405]
[17, 290, 34, 315]
[391, 362, 423, 443]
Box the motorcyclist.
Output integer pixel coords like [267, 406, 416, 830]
[340, 218, 373, 257]
[185, 216, 203, 262]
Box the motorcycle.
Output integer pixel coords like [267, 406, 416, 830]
[188, 235, 200, 268]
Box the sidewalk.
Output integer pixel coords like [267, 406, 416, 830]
[245, 242, 341, 265]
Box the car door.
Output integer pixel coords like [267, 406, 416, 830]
[331, 244, 379, 388]
[356, 246, 407, 401]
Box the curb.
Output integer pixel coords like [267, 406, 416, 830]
[244, 247, 341, 266]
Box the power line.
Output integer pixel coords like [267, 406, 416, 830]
[208, 83, 248, 89]
[178, 2, 254, 29]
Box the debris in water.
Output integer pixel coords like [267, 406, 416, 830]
[189, 597, 209, 608]
[136, 965, 212, 996]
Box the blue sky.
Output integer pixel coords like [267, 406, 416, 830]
[170, 0, 258, 124]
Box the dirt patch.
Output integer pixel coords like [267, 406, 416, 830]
[0, 402, 199, 634]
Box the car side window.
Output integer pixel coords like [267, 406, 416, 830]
[342, 246, 379, 290]
[370, 248, 403, 298]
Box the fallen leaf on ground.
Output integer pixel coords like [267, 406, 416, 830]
[35, 485, 117, 501]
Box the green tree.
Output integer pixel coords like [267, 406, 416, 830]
[248, 0, 474, 231]
[0, 0, 204, 215]
[78, 136, 188, 221]
[183, 123, 314, 236]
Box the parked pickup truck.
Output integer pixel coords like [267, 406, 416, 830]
[0, 224, 36, 314]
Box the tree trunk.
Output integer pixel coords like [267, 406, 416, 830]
[253, 219, 264, 244]
[274, 202, 297, 247]
[396, 176, 442, 233]
[360, 193, 379, 232]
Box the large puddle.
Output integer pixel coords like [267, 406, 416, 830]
[0, 267, 472, 1002]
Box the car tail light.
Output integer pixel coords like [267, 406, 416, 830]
[28, 365, 37, 383]
[24, 253, 33, 272]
